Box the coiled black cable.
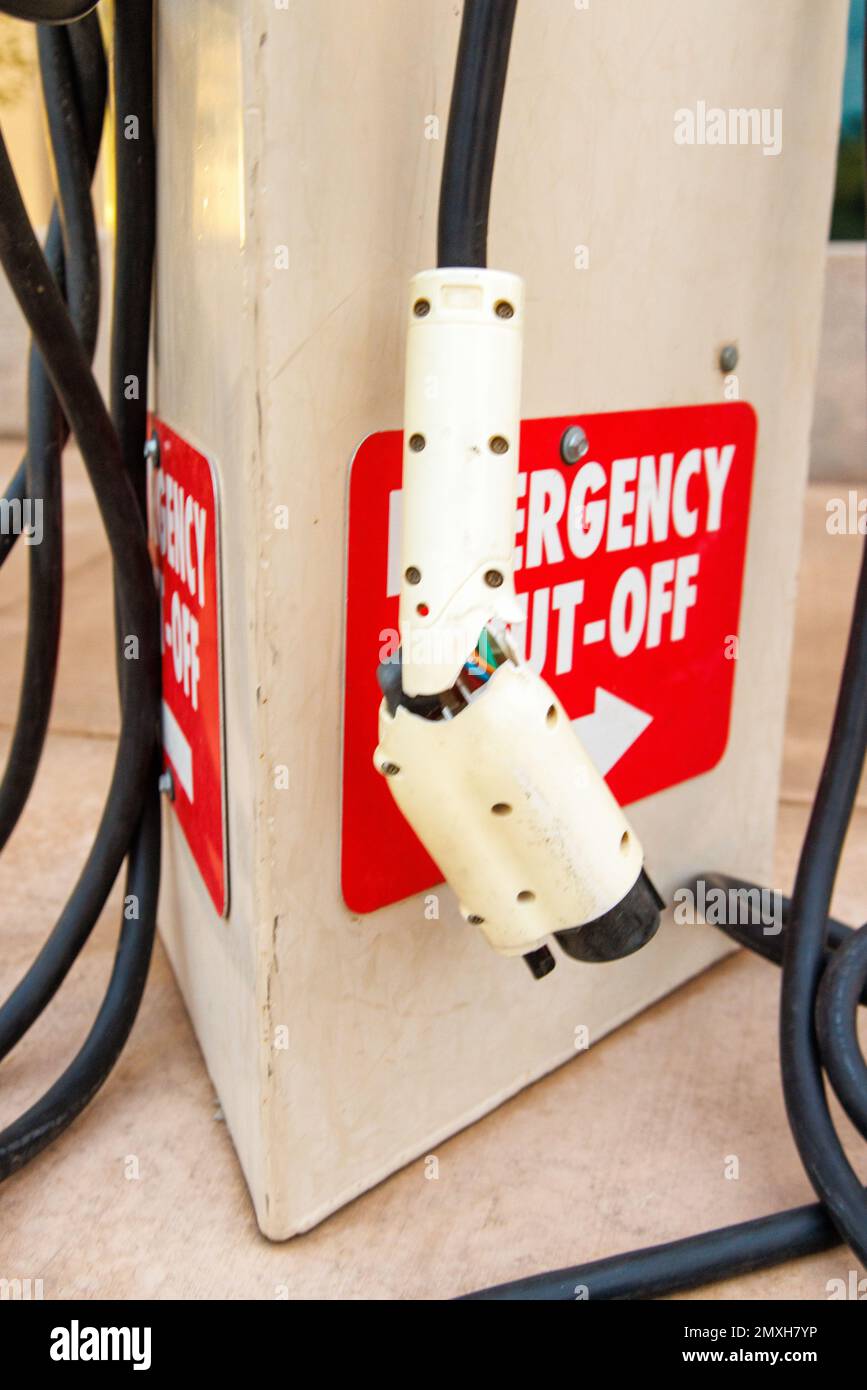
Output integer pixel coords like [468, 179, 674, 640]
[0, 1, 159, 1177]
[780, 537, 867, 1262]
[818, 928, 867, 1139]
[0, 17, 104, 851]
[110, 0, 155, 513]
[0, 20, 106, 540]
[0, 17, 106, 571]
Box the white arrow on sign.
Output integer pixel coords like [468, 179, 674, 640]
[572, 688, 653, 777]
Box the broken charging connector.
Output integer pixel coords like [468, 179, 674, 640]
[375, 268, 662, 975]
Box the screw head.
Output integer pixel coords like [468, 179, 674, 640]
[494, 299, 514, 319]
[489, 435, 509, 455]
[719, 344, 739, 373]
[380, 761, 401, 777]
[484, 569, 504, 588]
[467, 914, 485, 925]
[413, 298, 431, 317]
[560, 425, 589, 465]
[408, 433, 426, 452]
[405, 566, 421, 585]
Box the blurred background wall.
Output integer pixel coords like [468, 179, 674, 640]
[813, 0, 865, 482]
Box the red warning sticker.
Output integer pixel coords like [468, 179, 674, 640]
[342, 402, 756, 914]
[147, 418, 228, 917]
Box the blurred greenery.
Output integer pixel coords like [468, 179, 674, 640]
[834, 0, 865, 238]
[832, 135, 865, 240]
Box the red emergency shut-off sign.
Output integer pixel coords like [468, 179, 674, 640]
[148, 418, 228, 916]
[341, 401, 757, 914]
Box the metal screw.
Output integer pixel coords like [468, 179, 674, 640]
[408, 433, 426, 452]
[484, 569, 504, 588]
[144, 433, 160, 468]
[467, 914, 485, 925]
[560, 425, 589, 465]
[489, 435, 509, 455]
[413, 298, 431, 317]
[719, 344, 739, 373]
[158, 769, 175, 800]
[494, 300, 514, 319]
[380, 762, 401, 777]
[405, 566, 421, 585]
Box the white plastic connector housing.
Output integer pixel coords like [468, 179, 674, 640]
[374, 661, 644, 956]
[399, 267, 525, 697]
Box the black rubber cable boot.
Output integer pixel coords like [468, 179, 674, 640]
[554, 869, 664, 964]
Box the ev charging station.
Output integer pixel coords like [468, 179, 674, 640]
[148, 0, 848, 1239]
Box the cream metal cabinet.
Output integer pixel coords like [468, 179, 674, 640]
[153, 0, 847, 1238]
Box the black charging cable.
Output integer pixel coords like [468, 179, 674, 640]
[444, 0, 867, 1299]
[0, 1, 159, 1178]
[438, 0, 517, 268]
